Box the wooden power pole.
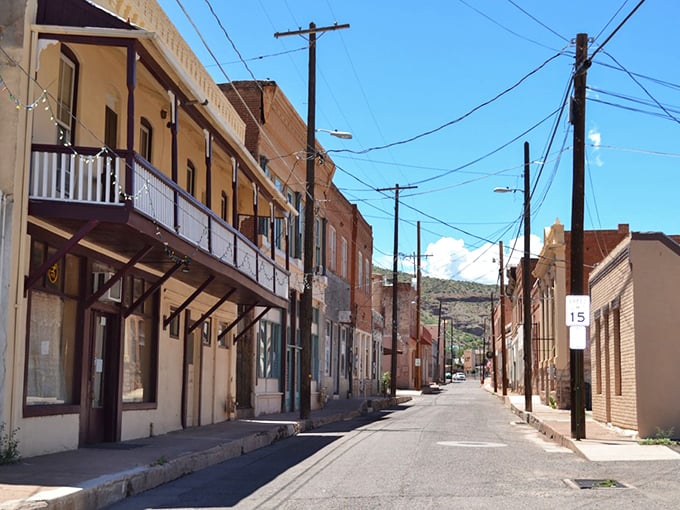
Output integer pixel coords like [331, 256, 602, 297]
[275, 22, 349, 420]
[570, 32, 589, 440]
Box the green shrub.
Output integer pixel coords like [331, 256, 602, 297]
[639, 427, 677, 446]
[381, 371, 391, 396]
[0, 423, 20, 464]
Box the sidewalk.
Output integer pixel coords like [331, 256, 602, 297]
[0, 395, 411, 510]
[483, 382, 680, 462]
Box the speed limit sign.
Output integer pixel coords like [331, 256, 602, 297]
[566, 295, 590, 327]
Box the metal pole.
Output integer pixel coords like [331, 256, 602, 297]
[523, 141, 533, 413]
[499, 242, 508, 395]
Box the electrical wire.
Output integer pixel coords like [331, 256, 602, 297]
[409, 107, 562, 186]
[327, 50, 567, 156]
[505, 0, 569, 43]
[593, 0, 633, 43]
[457, 0, 561, 52]
[589, 0, 647, 62]
[204, 46, 307, 67]
[600, 50, 680, 125]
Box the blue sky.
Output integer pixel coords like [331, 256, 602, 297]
[158, 0, 680, 285]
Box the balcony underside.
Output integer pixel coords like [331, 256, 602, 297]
[28, 200, 288, 310]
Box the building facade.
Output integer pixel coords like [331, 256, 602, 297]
[1, 0, 296, 457]
[376, 279, 417, 389]
[589, 232, 680, 438]
[532, 220, 630, 409]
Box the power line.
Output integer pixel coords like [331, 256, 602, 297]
[457, 0, 561, 51]
[505, 0, 569, 42]
[593, 0, 633, 42]
[410, 107, 562, 186]
[589, 0, 647, 62]
[600, 51, 680, 125]
[327, 51, 567, 156]
[204, 46, 307, 67]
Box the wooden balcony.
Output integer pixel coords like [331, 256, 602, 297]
[28, 144, 289, 308]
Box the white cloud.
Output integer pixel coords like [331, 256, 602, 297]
[588, 128, 601, 147]
[588, 127, 604, 167]
[423, 237, 499, 285]
[503, 234, 544, 268]
[422, 234, 544, 285]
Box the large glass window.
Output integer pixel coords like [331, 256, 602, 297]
[25, 241, 81, 408]
[257, 311, 282, 379]
[26, 292, 78, 406]
[122, 275, 156, 404]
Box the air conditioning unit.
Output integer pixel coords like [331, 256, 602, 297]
[93, 272, 122, 303]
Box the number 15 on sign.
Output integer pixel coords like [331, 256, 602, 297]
[566, 295, 590, 327]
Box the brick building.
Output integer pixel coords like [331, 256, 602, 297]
[590, 232, 680, 438]
[323, 183, 377, 398]
[375, 279, 418, 389]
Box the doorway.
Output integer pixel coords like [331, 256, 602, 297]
[285, 344, 301, 412]
[85, 310, 119, 444]
[182, 316, 202, 428]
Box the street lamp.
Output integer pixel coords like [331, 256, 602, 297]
[316, 128, 353, 139]
[494, 141, 533, 413]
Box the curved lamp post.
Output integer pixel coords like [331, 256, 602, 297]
[494, 141, 532, 413]
[316, 128, 353, 139]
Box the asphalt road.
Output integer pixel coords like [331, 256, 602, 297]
[106, 381, 680, 509]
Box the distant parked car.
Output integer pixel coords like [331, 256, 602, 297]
[453, 372, 466, 381]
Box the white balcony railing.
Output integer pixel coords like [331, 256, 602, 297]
[30, 147, 289, 298]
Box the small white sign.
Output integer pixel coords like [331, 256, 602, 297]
[569, 325, 587, 350]
[415, 358, 421, 367]
[566, 295, 590, 327]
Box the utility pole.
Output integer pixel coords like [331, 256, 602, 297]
[499, 241, 508, 395]
[408, 224, 432, 389]
[415, 222, 422, 389]
[449, 317, 454, 382]
[275, 21, 349, 420]
[523, 141, 533, 413]
[490, 292, 497, 392]
[376, 184, 416, 397]
[570, 33, 589, 439]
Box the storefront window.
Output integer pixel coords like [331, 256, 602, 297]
[25, 241, 81, 408]
[122, 276, 156, 403]
[257, 311, 281, 379]
[26, 292, 78, 405]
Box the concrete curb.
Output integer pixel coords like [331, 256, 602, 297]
[19, 396, 411, 510]
[485, 388, 581, 457]
[505, 400, 585, 459]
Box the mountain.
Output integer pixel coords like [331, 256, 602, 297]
[420, 275, 498, 351]
[374, 267, 498, 352]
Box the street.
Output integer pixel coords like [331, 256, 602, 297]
[107, 382, 680, 509]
